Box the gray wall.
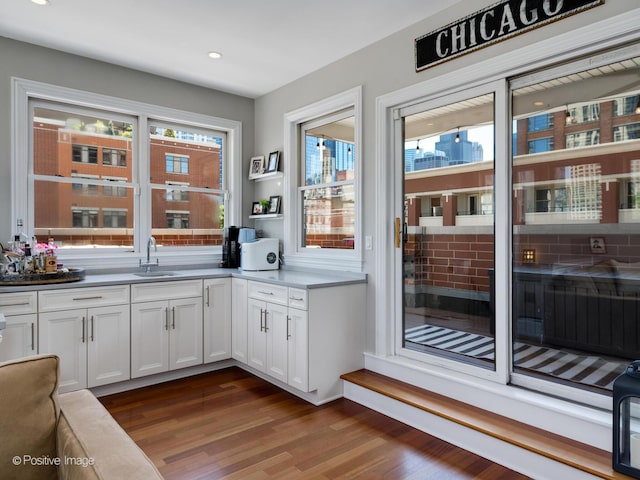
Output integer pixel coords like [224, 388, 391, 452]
[253, 0, 639, 351]
[0, 36, 255, 243]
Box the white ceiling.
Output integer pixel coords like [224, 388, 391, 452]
[0, 0, 464, 99]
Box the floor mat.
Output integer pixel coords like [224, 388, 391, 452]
[405, 324, 626, 390]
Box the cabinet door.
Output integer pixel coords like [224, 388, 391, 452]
[0, 314, 37, 362]
[265, 303, 289, 383]
[247, 298, 267, 372]
[131, 300, 169, 378]
[39, 310, 87, 393]
[169, 297, 203, 370]
[287, 308, 309, 392]
[87, 305, 130, 388]
[231, 278, 248, 363]
[203, 278, 231, 363]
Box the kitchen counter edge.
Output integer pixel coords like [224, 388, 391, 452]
[0, 268, 367, 293]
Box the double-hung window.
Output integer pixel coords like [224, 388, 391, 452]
[14, 79, 240, 265]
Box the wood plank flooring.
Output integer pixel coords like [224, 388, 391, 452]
[99, 367, 529, 479]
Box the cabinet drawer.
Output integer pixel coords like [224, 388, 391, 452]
[288, 288, 308, 310]
[0, 291, 37, 315]
[131, 280, 202, 303]
[39, 285, 130, 312]
[248, 281, 288, 305]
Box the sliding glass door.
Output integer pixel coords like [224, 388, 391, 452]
[400, 92, 496, 370]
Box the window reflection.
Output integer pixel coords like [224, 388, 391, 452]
[300, 112, 355, 250]
[402, 93, 495, 369]
[511, 55, 640, 392]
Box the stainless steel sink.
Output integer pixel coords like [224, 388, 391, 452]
[133, 271, 177, 277]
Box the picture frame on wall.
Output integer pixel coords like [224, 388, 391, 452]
[268, 195, 281, 214]
[266, 151, 280, 173]
[251, 201, 263, 215]
[249, 156, 265, 179]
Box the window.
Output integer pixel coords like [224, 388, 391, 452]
[15, 79, 240, 262]
[284, 86, 362, 271]
[511, 52, 640, 398]
[401, 91, 495, 370]
[150, 123, 225, 245]
[566, 129, 600, 148]
[165, 154, 189, 174]
[614, 123, 640, 141]
[301, 115, 355, 250]
[613, 95, 640, 117]
[103, 148, 127, 167]
[528, 113, 553, 132]
[72, 145, 98, 164]
[103, 209, 127, 228]
[528, 137, 553, 153]
[567, 103, 600, 124]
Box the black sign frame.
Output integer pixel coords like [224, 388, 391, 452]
[415, 0, 604, 72]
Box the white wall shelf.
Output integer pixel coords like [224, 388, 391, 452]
[249, 214, 283, 220]
[252, 171, 283, 182]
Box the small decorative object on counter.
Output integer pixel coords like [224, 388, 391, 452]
[613, 360, 640, 478]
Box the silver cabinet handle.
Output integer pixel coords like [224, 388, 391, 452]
[260, 308, 264, 332]
[72, 296, 103, 301]
[206, 286, 211, 307]
[286, 315, 291, 339]
[172, 306, 176, 329]
[258, 290, 274, 296]
[90, 315, 95, 342]
[81, 316, 86, 343]
[165, 307, 169, 330]
[264, 310, 269, 332]
[289, 296, 304, 302]
[0, 301, 30, 307]
[30, 323, 35, 351]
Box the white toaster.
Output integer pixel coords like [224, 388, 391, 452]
[240, 238, 279, 271]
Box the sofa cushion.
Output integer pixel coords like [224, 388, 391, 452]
[57, 389, 163, 480]
[0, 354, 59, 480]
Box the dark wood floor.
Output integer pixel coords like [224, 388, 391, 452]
[99, 367, 529, 479]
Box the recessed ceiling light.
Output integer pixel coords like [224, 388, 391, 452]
[533, 101, 545, 107]
[31, 0, 50, 5]
[208, 51, 223, 60]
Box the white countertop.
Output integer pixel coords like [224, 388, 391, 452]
[0, 267, 367, 293]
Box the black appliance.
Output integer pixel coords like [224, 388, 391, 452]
[221, 226, 240, 268]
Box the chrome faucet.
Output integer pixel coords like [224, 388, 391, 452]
[139, 236, 159, 272]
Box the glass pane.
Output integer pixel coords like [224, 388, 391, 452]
[32, 106, 134, 250]
[34, 180, 134, 249]
[302, 185, 355, 249]
[150, 125, 223, 189]
[511, 55, 640, 392]
[403, 93, 495, 369]
[149, 124, 225, 247]
[300, 112, 355, 250]
[151, 189, 224, 246]
[34, 107, 133, 179]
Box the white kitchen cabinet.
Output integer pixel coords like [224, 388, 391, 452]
[203, 278, 231, 363]
[245, 280, 365, 403]
[0, 291, 38, 362]
[130, 280, 203, 378]
[231, 278, 248, 363]
[247, 282, 308, 389]
[38, 285, 130, 393]
[247, 297, 288, 382]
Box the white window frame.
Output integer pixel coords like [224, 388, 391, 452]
[283, 86, 363, 271]
[11, 77, 242, 269]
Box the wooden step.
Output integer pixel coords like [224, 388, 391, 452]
[341, 369, 632, 480]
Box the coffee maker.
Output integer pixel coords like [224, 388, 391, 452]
[221, 226, 240, 268]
